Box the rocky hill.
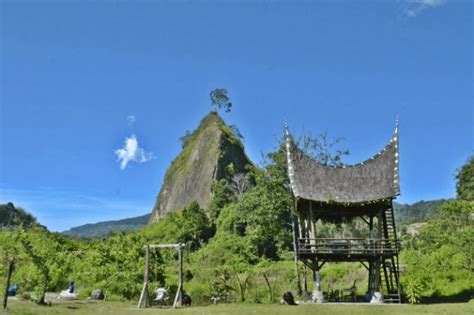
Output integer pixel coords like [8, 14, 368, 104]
[148, 112, 253, 224]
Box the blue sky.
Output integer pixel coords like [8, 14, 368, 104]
[0, 1, 472, 232]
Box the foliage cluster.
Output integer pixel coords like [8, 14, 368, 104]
[1, 134, 297, 304]
[210, 88, 232, 113]
[1, 123, 472, 307]
[0, 202, 38, 228]
[394, 199, 446, 225]
[400, 199, 474, 302]
[456, 156, 474, 201]
[62, 214, 150, 238]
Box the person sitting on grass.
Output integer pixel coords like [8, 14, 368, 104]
[281, 291, 297, 305]
[58, 280, 78, 300]
[182, 291, 192, 307]
[7, 283, 18, 296]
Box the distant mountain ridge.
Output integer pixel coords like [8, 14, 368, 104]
[393, 199, 447, 224]
[61, 199, 447, 238]
[62, 214, 150, 238]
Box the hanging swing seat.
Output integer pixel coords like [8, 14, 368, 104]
[153, 287, 170, 305]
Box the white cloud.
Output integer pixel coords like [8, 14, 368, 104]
[115, 134, 155, 170]
[127, 115, 136, 126]
[402, 0, 447, 17]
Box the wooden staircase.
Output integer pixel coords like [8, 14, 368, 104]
[381, 257, 401, 303]
[384, 207, 398, 242]
[381, 205, 401, 303]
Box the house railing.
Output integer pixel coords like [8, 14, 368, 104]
[298, 238, 400, 255]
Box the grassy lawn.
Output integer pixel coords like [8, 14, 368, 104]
[4, 300, 474, 315]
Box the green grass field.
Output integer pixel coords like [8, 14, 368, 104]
[4, 300, 474, 315]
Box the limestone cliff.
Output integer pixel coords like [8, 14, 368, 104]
[148, 112, 252, 224]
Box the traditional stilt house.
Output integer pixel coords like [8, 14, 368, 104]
[285, 122, 401, 303]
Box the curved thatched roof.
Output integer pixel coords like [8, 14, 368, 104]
[285, 123, 400, 203]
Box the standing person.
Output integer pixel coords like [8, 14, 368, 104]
[68, 281, 75, 294]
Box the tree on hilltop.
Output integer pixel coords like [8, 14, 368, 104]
[210, 88, 232, 113]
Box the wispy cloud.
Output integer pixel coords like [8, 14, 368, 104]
[127, 115, 136, 126]
[401, 0, 447, 17]
[115, 134, 155, 170]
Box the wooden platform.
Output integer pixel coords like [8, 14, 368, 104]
[298, 238, 399, 261]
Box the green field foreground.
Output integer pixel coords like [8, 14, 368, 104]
[5, 300, 474, 315]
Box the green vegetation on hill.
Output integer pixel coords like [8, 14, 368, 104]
[1, 116, 472, 308]
[0, 141, 296, 304]
[393, 200, 447, 225]
[456, 156, 474, 201]
[0, 202, 38, 228]
[62, 214, 150, 238]
[59, 199, 445, 239]
[400, 199, 474, 303]
[58, 198, 444, 240]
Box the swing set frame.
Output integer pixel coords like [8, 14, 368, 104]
[137, 243, 185, 309]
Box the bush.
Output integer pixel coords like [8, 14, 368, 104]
[404, 278, 424, 304]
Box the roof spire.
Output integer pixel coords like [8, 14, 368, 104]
[390, 115, 399, 144]
[394, 114, 399, 135]
[393, 115, 400, 196]
[284, 121, 298, 197]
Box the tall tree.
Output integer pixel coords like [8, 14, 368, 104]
[299, 130, 350, 166]
[210, 88, 232, 113]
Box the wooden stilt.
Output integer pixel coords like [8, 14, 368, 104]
[303, 262, 308, 297]
[291, 216, 302, 296]
[312, 258, 318, 292]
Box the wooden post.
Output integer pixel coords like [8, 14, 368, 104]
[374, 257, 382, 293]
[311, 258, 324, 303]
[368, 260, 373, 293]
[291, 216, 302, 296]
[303, 263, 308, 297]
[145, 245, 150, 284]
[178, 245, 183, 306]
[377, 209, 383, 239]
[137, 245, 150, 309]
[304, 216, 309, 241]
[368, 258, 382, 294]
[308, 202, 319, 295]
[309, 202, 316, 243]
[173, 245, 183, 308]
[369, 215, 373, 237]
[294, 198, 302, 238]
[374, 210, 383, 296]
[3, 259, 14, 311]
[312, 258, 318, 291]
